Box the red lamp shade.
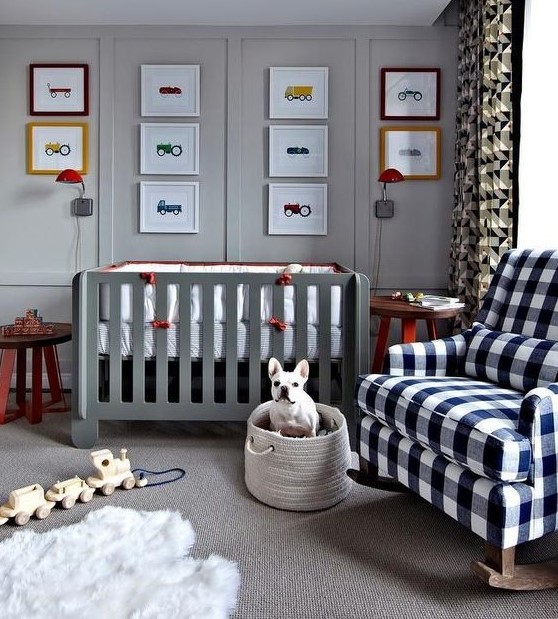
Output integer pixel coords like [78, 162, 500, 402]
[56, 168, 85, 192]
[378, 168, 404, 184]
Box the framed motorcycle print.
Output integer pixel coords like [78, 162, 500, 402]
[380, 68, 440, 120]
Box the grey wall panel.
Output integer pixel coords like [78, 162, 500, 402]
[111, 37, 227, 262]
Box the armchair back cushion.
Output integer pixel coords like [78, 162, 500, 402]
[464, 322, 558, 392]
[477, 250, 558, 340]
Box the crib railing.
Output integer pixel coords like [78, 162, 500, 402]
[72, 267, 369, 447]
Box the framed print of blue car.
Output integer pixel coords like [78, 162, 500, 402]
[381, 68, 440, 120]
[269, 126, 328, 177]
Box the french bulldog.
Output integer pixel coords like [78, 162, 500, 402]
[268, 357, 320, 438]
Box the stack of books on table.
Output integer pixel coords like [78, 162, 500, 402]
[411, 295, 465, 311]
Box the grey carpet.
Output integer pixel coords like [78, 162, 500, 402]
[1, 413, 557, 618]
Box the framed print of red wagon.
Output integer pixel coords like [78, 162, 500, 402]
[29, 64, 89, 116]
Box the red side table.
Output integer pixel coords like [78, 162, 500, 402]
[370, 296, 462, 373]
[0, 323, 72, 424]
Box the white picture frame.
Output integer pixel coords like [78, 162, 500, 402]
[269, 126, 328, 177]
[268, 183, 327, 235]
[140, 123, 199, 175]
[139, 181, 199, 233]
[269, 67, 328, 119]
[141, 65, 200, 117]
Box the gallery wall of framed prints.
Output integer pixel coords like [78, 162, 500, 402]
[267, 67, 329, 236]
[139, 64, 201, 234]
[379, 67, 442, 182]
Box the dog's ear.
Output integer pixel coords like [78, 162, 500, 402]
[294, 359, 310, 381]
[268, 357, 282, 379]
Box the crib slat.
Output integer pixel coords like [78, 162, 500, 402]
[108, 281, 122, 403]
[132, 278, 145, 404]
[319, 284, 332, 403]
[248, 284, 261, 403]
[155, 278, 169, 404]
[179, 282, 192, 405]
[295, 281, 308, 363]
[202, 283, 215, 403]
[225, 282, 238, 403]
[272, 284, 285, 362]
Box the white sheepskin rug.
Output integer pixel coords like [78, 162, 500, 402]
[0, 506, 240, 618]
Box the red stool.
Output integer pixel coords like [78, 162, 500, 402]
[0, 323, 72, 424]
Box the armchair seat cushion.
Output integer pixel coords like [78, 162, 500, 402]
[356, 374, 531, 482]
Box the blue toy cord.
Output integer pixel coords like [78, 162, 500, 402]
[132, 467, 186, 487]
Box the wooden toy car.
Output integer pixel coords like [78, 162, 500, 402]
[86, 448, 143, 495]
[0, 484, 55, 526]
[45, 476, 95, 508]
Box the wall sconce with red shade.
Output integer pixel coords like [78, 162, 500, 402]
[375, 168, 404, 218]
[55, 168, 93, 216]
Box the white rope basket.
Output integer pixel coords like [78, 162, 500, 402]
[244, 401, 352, 511]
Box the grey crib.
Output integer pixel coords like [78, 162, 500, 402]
[71, 262, 370, 448]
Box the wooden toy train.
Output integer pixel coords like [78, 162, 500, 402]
[0, 448, 146, 526]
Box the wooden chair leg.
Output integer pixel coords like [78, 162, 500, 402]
[347, 456, 408, 492]
[472, 542, 558, 590]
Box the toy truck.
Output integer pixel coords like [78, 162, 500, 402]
[86, 448, 144, 495]
[45, 476, 95, 509]
[0, 484, 55, 526]
[157, 200, 182, 215]
[284, 85, 313, 101]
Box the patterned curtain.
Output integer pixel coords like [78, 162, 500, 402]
[449, 0, 514, 329]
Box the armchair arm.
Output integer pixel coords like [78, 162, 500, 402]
[518, 384, 558, 485]
[385, 333, 467, 376]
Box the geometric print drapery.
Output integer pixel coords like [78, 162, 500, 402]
[449, 0, 514, 329]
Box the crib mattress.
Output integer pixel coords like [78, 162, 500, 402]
[98, 321, 343, 361]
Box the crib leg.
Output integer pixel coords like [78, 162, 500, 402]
[71, 417, 99, 449]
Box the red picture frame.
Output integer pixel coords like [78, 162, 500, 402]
[380, 68, 440, 121]
[29, 64, 89, 116]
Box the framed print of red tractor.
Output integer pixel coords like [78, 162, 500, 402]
[29, 64, 89, 116]
[268, 183, 327, 235]
[380, 68, 440, 121]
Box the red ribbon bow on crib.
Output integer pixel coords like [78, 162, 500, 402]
[140, 272, 156, 285]
[275, 273, 292, 286]
[269, 316, 287, 332]
[152, 320, 171, 329]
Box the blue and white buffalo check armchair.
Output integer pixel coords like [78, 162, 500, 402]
[351, 249, 558, 589]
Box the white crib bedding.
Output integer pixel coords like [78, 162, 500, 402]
[97, 321, 343, 360]
[99, 263, 342, 326]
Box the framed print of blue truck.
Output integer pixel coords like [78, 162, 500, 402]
[269, 67, 328, 119]
[139, 181, 199, 233]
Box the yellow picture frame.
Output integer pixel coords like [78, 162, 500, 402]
[380, 126, 441, 180]
[27, 122, 88, 175]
